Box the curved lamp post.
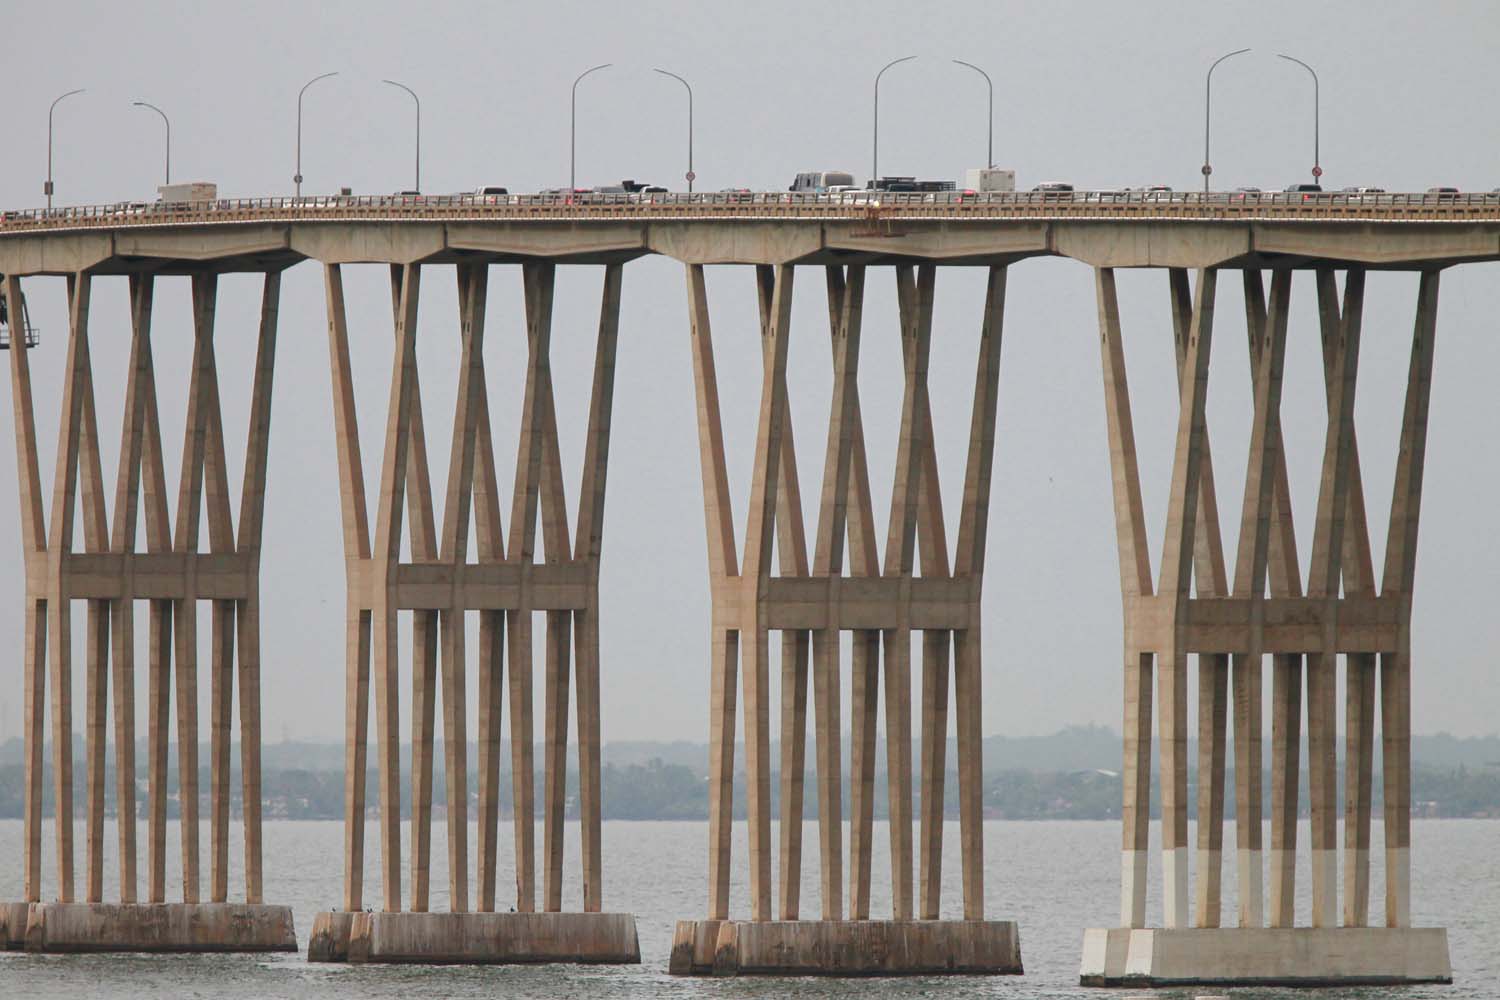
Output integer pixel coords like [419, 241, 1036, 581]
[382, 79, 420, 191]
[1278, 53, 1321, 185]
[571, 64, 612, 191]
[1203, 48, 1250, 193]
[873, 55, 916, 184]
[47, 89, 85, 210]
[295, 71, 338, 197]
[952, 59, 994, 169]
[654, 68, 693, 192]
[132, 100, 171, 186]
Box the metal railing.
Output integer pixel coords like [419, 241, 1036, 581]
[3, 188, 1500, 234]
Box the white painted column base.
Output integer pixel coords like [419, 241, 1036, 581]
[1119, 849, 1147, 927]
[1310, 847, 1338, 927]
[1236, 847, 1263, 927]
[1386, 845, 1411, 927]
[1161, 846, 1188, 928]
[1080, 926, 1452, 987]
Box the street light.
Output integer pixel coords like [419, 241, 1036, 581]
[873, 56, 917, 184]
[46, 89, 85, 210]
[1203, 48, 1250, 193]
[571, 64, 612, 191]
[1278, 54, 1321, 186]
[132, 101, 171, 186]
[382, 79, 420, 192]
[952, 60, 993, 169]
[295, 71, 338, 197]
[654, 68, 694, 192]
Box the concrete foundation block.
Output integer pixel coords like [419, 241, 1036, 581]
[306, 910, 641, 965]
[1079, 926, 1453, 987]
[668, 918, 1024, 976]
[0, 902, 297, 953]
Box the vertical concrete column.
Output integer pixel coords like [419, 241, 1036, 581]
[371, 263, 424, 911]
[324, 264, 374, 912]
[5, 276, 49, 905]
[749, 266, 812, 923]
[46, 271, 101, 904]
[236, 271, 281, 904]
[385, 265, 441, 915]
[952, 265, 1006, 922]
[1155, 268, 1216, 929]
[1306, 268, 1366, 927]
[1380, 269, 1440, 929]
[883, 264, 935, 922]
[684, 263, 739, 922]
[573, 262, 623, 913]
[174, 272, 231, 904]
[438, 262, 488, 914]
[809, 264, 867, 922]
[1165, 269, 1231, 931]
[508, 262, 557, 913]
[1094, 268, 1154, 928]
[1230, 269, 1292, 929]
[60, 272, 110, 910]
[465, 264, 506, 915]
[741, 264, 795, 923]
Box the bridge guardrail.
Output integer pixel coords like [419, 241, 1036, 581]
[3, 189, 1500, 234]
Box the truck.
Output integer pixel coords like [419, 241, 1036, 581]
[963, 168, 1016, 193]
[157, 182, 218, 204]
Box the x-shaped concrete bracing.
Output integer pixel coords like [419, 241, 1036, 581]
[1096, 264, 1440, 935]
[324, 259, 621, 918]
[687, 261, 1006, 925]
[5, 269, 281, 911]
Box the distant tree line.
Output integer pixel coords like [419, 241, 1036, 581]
[3, 759, 1499, 821]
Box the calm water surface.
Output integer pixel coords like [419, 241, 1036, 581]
[0, 818, 1493, 998]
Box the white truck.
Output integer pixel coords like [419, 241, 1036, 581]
[157, 182, 218, 204]
[963, 168, 1016, 193]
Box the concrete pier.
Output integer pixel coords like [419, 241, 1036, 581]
[1081, 265, 1451, 986]
[1080, 927, 1452, 987]
[670, 919, 1021, 976]
[307, 911, 639, 965]
[0, 902, 296, 953]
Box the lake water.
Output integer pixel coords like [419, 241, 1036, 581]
[0, 818, 1493, 997]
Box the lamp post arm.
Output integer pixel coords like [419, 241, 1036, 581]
[1203, 48, 1250, 194]
[381, 80, 421, 191]
[873, 55, 916, 184]
[297, 72, 338, 196]
[952, 60, 993, 169]
[654, 69, 693, 191]
[571, 64, 612, 192]
[47, 89, 85, 209]
[1278, 54, 1321, 183]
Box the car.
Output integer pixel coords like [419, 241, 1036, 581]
[471, 186, 509, 205]
[1427, 186, 1459, 199]
[391, 190, 423, 205]
[1032, 182, 1075, 200]
[1340, 186, 1385, 194]
[1285, 183, 1322, 192]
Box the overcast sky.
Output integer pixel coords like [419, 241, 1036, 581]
[0, 0, 1496, 750]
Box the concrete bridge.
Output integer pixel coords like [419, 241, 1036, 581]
[0, 194, 1476, 983]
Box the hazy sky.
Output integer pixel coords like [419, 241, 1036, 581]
[0, 0, 1496, 749]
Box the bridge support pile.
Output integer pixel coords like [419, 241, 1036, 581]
[669, 262, 1021, 977]
[1078, 266, 1451, 987]
[306, 258, 639, 965]
[0, 271, 295, 953]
